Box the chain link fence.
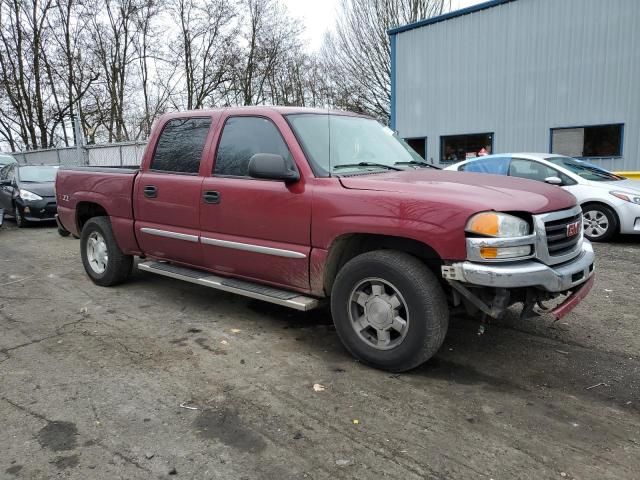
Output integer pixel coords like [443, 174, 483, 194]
[10, 141, 147, 168]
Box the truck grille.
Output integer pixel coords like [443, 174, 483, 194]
[533, 206, 584, 266]
[544, 212, 582, 257]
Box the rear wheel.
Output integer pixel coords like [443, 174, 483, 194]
[331, 250, 449, 372]
[80, 216, 133, 286]
[582, 203, 617, 242]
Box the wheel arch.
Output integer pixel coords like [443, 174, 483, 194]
[75, 201, 109, 232]
[322, 233, 443, 296]
[580, 200, 621, 224]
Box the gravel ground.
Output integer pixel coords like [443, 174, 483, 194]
[1, 221, 639, 480]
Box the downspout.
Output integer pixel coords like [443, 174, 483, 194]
[389, 33, 397, 131]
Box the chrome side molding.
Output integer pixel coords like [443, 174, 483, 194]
[200, 237, 306, 259]
[140, 227, 199, 243]
[140, 227, 307, 259]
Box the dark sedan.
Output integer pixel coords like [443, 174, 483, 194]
[0, 164, 59, 227]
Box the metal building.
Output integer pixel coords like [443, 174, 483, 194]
[389, 0, 640, 172]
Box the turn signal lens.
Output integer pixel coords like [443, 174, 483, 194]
[467, 213, 499, 237]
[480, 246, 532, 259]
[466, 212, 530, 238]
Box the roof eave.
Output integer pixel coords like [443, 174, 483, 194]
[387, 0, 518, 36]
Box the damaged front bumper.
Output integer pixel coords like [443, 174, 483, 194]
[443, 241, 595, 320]
[443, 241, 594, 292]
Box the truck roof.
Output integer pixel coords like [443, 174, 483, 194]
[155, 106, 369, 122]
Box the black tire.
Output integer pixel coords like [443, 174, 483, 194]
[80, 216, 133, 286]
[58, 227, 71, 237]
[330, 250, 449, 372]
[14, 204, 26, 228]
[582, 203, 618, 242]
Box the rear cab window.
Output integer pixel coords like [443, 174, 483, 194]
[150, 117, 212, 174]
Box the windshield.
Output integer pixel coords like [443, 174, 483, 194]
[287, 114, 425, 175]
[19, 166, 58, 182]
[546, 156, 624, 182]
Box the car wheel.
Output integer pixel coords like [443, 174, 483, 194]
[14, 204, 26, 228]
[330, 250, 449, 372]
[582, 204, 618, 242]
[58, 227, 71, 237]
[80, 216, 133, 286]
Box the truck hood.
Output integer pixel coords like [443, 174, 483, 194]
[339, 170, 577, 214]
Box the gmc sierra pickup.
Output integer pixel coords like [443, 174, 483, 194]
[56, 107, 595, 372]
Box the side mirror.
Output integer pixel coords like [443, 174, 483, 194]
[544, 176, 562, 185]
[0, 179, 12, 187]
[248, 153, 299, 183]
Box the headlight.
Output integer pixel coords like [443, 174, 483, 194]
[610, 191, 640, 205]
[19, 189, 43, 201]
[466, 212, 530, 238]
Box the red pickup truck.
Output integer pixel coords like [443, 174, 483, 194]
[56, 107, 595, 372]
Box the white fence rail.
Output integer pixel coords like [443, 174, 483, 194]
[10, 142, 147, 167]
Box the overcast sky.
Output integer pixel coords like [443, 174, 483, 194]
[285, 0, 485, 51]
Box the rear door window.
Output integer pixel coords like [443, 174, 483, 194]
[150, 117, 212, 174]
[214, 117, 293, 177]
[459, 157, 510, 175]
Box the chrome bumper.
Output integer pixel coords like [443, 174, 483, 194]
[443, 240, 594, 292]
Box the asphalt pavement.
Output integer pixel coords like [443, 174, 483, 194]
[1, 221, 639, 479]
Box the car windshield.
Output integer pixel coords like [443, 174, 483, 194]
[286, 114, 425, 175]
[19, 165, 58, 182]
[546, 156, 624, 182]
[0, 155, 16, 166]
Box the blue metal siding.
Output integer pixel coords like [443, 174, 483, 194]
[393, 0, 640, 170]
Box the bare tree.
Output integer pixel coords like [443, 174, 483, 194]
[172, 0, 236, 110]
[231, 0, 303, 106]
[0, 0, 58, 149]
[133, 0, 178, 137]
[88, 0, 142, 142]
[0, 0, 371, 151]
[44, 0, 100, 146]
[323, 0, 450, 121]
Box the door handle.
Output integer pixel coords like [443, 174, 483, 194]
[143, 185, 158, 198]
[203, 191, 220, 204]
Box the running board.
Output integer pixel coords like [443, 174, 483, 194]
[137, 261, 320, 311]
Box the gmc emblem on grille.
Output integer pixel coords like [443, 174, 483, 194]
[566, 220, 581, 237]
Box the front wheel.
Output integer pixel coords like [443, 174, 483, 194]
[14, 204, 26, 228]
[330, 250, 449, 372]
[80, 216, 133, 286]
[582, 204, 618, 242]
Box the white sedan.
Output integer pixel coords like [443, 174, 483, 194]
[444, 153, 640, 242]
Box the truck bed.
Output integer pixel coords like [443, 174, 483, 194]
[55, 167, 140, 248]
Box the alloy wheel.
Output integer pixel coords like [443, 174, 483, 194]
[583, 210, 609, 239]
[86, 231, 109, 274]
[348, 277, 410, 350]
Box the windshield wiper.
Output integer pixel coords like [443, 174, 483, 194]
[333, 162, 402, 171]
[394, 160, 441, 169]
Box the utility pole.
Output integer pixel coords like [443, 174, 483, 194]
[73, 101, 87, 165]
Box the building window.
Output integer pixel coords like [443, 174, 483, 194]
[551, 124, 623, 158]
[405, 138, 426, 159]
[441, 133, 493, 163]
